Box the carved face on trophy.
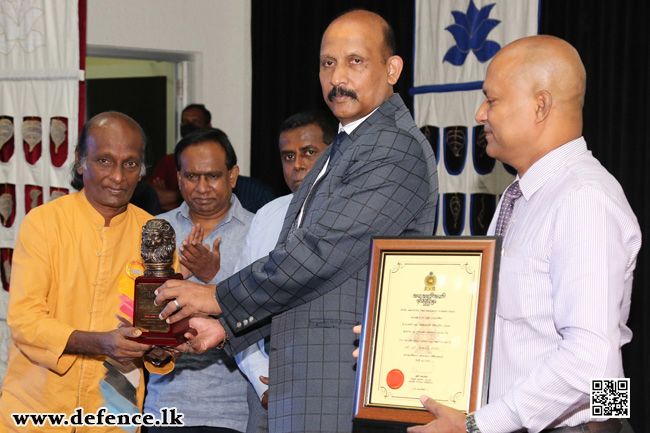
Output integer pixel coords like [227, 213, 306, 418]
[141, 219, 176, 276]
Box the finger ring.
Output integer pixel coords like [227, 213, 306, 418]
[173, 299, 181, 311]
[184, 341, 192, 354]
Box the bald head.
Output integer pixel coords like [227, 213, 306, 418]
[328, 10, 396, 61]
[475, 36, 587, 176]
[88, 112, 144, 139]
[71, 112, 146, 189]
[495, 35, 586, 113]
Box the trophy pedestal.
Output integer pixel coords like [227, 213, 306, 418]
[130, 273, 192, 345]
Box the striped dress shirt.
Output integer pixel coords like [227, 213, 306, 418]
[475, 137, 641, 432]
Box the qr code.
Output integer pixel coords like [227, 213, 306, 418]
[591, 378, 630, 418]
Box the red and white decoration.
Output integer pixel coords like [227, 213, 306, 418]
[0, 0, 85, 383]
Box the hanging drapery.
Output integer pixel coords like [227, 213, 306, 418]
[412, 0, 538, 236]
[0, 0, 84, 383]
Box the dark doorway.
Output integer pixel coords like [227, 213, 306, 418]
[86, 76, 167, 173]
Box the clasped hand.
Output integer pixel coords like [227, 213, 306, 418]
[178, 224, 222, 283]
[116, 315, 181, 366]
[174, 314, 227, 355]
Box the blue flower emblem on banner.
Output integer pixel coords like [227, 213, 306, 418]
[443, 0, 501, 65]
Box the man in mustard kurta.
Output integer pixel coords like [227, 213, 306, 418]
[0, 112, 168, 432]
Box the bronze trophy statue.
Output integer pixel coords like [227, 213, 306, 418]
[130, 219, 192, 345]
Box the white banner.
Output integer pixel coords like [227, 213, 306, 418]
[0, 0, 80, 247]
[0, 0, 82, 381]
[413, 0, 538, 236]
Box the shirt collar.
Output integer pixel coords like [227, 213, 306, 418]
[224, 193, 249, 225]
[339, 107, 379, 135]
[518, 137, 588, 200]
[177, 193, 248, 229]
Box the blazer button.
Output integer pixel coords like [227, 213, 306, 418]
[236, 322, 242, 328]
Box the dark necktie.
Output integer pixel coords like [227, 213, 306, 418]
[287, 131, 349, 241]
[494, 180, 523, 237]
[329, 130, 348, 158]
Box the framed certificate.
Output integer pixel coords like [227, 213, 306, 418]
[353, 236, 501, 425]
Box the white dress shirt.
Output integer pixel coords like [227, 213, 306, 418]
[296, 108, 377, 227]
[475, 137, 641, 432]
[234, 194, 293, 399]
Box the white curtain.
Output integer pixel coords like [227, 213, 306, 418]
[0, 0, 82, 382]
[413, 0, 538, 236]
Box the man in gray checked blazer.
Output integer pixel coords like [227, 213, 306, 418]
[156, 9, 439, 433]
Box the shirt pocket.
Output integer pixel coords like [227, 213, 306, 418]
[496, 254, 551, 322]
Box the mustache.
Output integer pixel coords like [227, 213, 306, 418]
[327, 86, 358, 102]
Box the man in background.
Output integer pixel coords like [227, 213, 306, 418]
[235, 110, 336, 433]
[149, 104, 275, 213]
[145, 128, 253, 433]
[149, 104, 212, 211]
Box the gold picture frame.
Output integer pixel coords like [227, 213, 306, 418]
[353, 236, 501, 426]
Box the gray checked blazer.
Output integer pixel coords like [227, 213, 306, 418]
[217, 94, 438, 432]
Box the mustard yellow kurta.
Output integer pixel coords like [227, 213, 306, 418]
[0, 191, 157, 432]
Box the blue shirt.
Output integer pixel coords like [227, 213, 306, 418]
[234, 194, 293, 399]
[144, 194, 254, 431]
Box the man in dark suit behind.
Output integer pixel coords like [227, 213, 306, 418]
[155, 9, 439, 433]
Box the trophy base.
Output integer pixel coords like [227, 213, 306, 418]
[129, 317, 196, 346]
[130, 273, 197, 346]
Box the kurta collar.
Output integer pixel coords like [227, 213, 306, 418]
[76, 189, 130, 228]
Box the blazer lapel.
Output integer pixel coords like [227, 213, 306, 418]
[277, 147, 331, 243]
[278, 94, 403, 243]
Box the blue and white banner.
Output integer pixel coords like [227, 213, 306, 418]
[413, 0, 539, 236]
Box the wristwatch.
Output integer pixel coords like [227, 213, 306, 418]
[466, 413, 482, 433]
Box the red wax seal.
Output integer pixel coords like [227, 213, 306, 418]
[386, 369, 405, 389]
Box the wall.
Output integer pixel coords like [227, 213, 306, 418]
[86, 0, 252, 174]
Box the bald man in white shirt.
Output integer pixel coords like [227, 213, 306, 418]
[409, 35, 640, 433]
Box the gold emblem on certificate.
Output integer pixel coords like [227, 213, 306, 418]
[354, 237, 500, 427]
[424, 272, 436, 290]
